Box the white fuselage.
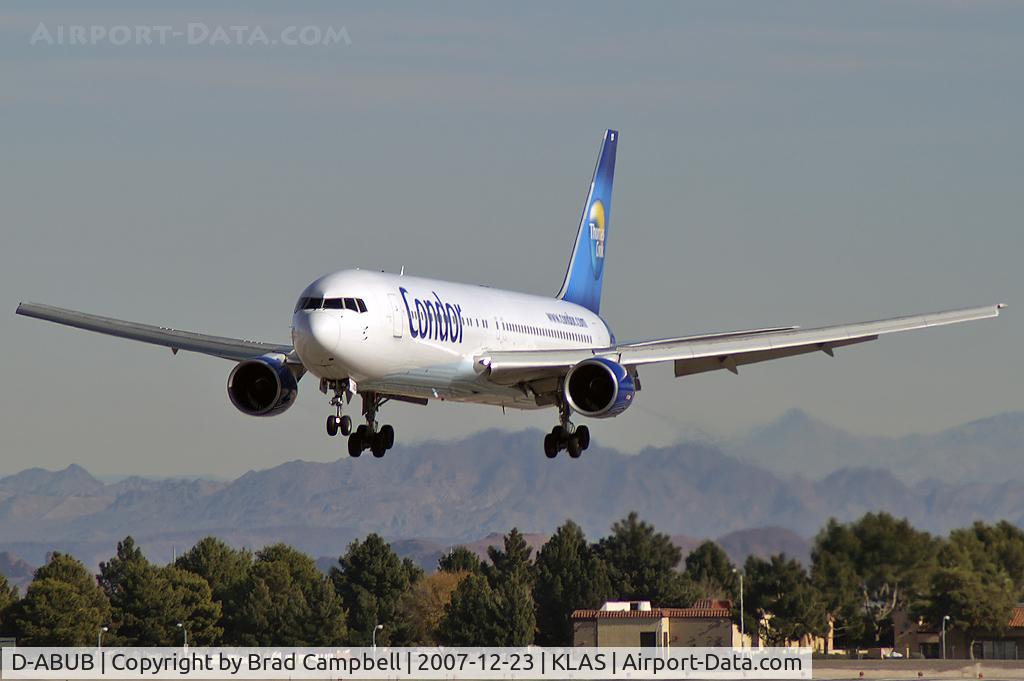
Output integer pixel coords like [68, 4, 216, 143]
[291, 270, 614, 408]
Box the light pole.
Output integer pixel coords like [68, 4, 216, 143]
[942, 615, 950, 660]
[98, 626, 108, 649]
[177, 622, 188, 649]
[733, 568, 745, 648]
[372, 624, 384, 653]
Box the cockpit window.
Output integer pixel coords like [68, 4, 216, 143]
[302, 297, 368, 313]
[295, 297, 324, 312]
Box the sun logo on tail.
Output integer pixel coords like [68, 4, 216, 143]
[588, 199, 606, 278]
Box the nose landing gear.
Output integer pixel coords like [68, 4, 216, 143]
[323, 379, 353, 437]
[544, 397, 590, 459]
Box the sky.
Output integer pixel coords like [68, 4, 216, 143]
[2, 1, 1021, 478]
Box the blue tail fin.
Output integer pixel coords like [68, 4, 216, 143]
[556, 129, 618, 314]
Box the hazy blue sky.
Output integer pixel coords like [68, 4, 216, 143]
[2, 2, 1021, 477]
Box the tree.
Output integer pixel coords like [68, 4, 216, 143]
[533, 520, 612, 645]
[596, 512, 697, 607]
[485, 529, 533, 582]
[685, 541, 738, 600]
[945, 521, 1024, 599]
[399, 571, 468, 644]
[811, 513, 939, 646]
[331, 534, 419, 645]
[745, 554, 828, 646]
[440, 529, 536, 645]
[164, 566, 223, 644]
[438, 573, 499, 645]
[916, 528, 1019, 660]
[229, 543, 346, 645]
[0, 574, 18, 633]
[439, 546, 482, 574]
[8, 553, 110, 645]
[100, 537, 222, 645]
[175, 536, 252, 605]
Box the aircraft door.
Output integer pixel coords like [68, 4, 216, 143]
[388, 294, 403, 338]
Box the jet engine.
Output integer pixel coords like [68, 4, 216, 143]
[227, 354, 299, 417]
[563, 357, 635, 418]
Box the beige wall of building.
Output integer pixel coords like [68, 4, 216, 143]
[572, 601, 739, 648]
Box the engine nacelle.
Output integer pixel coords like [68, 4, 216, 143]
[564, 357, 635, 419]
[227, 354, 299, 417]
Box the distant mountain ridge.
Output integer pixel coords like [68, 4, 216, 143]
[0, 416, 1021, 574]
[730, 409, 1024, 484]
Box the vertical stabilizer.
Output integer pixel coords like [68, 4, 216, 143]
[556, 129, 617, 314]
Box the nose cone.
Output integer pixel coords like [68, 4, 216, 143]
[293, 311, 341, 367]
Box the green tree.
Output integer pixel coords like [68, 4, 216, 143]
[175, 536, 252, 605]
[331, 534, 420, 645]
[945, 521, 1024, 599]
[438, 573, 499, 645]
[164, 566, 223, 644]
[533, 520, 612, 645]
[811, 513, 939, 646]
[485, 529, 533, 582]
[917, 528, 1019, 660]
[685, 541, 738, 600]
[100, 537, 222, 645]
[0, 574, 18, 633]
[439, 546, 482, 574]
[9, 553, 110, 645]
[230, 543, 346, 645]
[440, 529, 536, 645]
[745, 554, 828, 645]
[596, 512, 697, 606]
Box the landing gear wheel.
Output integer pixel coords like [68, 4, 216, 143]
[327, 415, 339, 437]
[380, 424, 395, 450]
[575, 425, 590, 451]
[347, 433, 363, 457]
[543, 433, 558, 458]
[339, 415, 353, 436]
[567, 436, 583, 459]
[371, 434, 387, 458]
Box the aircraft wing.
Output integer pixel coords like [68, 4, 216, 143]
[16, 302, 294, 362]
[477, 304, 1006, 385]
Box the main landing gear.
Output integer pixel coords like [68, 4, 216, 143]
[322, 380, 396, 458]
[544, 398, 590, 459]
[347, 391, 395, 458]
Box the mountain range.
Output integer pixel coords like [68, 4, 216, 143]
[728, 409, 1024, 484]
[0, 410, 1022, 585]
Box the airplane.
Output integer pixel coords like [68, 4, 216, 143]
[16, 129, 1006, 459]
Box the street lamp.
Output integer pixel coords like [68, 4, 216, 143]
[733, 568, 745, 648]
[177, 622, 188, 649]
[372, 624, 384, 653]
[942, 615, 950, 660]
[98, 626, 108, 649]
